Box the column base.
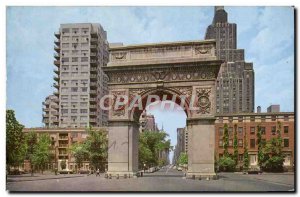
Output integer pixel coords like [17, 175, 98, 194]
[186, 172, 218, 180]
[105, 171, 138, 179]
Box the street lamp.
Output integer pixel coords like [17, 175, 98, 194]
[55, 145, 58, 175]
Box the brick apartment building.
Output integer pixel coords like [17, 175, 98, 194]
[215, 111, 294, 170]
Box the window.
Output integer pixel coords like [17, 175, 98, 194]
[271, 116, 276, 121]
[238, 127, 243, 135]
[261, 116, 266, 122]
[284, 139, 289, 147]
[271, 126, 276, 135]
[62, 28, 70, 33]
[238, 139, 243, 147]
[284, 126, 289, 134]
[261, 139, 266, 147]
[62, 57, 69, 62]
[80, 109, 88, 113]
[284, 115, 289, 121]
[219, 127, 223, 136]
[228, 127, 233, 136]
[72, 50, 79, 55]
[80, 102, 87, 107]
[72, 57, 78, 62]
[71, 95, 78, 100]
[250, 116, 255, 122]
[238, 154, 243, 161]
[61, 109, 68, 114]
[80, 116, 87, 121]
[61, 87, 68, 93]
[250, 127, 255, 135]
[261, 127, 266, 135]
[229, 139, 233, 147]
[81, 65, 88, 70]
[238, 116, 243, 122]
[71, 87, 78, 92]
[71, 133, 78, 138]
[81, 57, 88, 62]
[71, 109, 77, 114]
[219, 139, 223, 147]
[62, 43, 69, 48]
[250, 139, 255, 148]
[82, 87, 88, 92]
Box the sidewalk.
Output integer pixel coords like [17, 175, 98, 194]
[7, 173, 86, 182]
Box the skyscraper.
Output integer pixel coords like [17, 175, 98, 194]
[43, 23, 109, 128]
[205, 6, 255, 114]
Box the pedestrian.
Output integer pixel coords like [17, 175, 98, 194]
[96, 168, 100, 177]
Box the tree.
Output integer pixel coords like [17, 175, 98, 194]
[177, 152, 188, 166]
[60, 160, 67, 170]
[223, 123, 229, 157]
[261, 121, 284, 172]
[243, 129, 249, 170]
[233, 124, 238, 166]
[218, 156, 236, 172]
[32, 134, 51, 174]
[6, 110, 25, 173]
[70, 142, 89, 172]
[84, 127, 108, 171]
[138, 131, 171, 169]
[24, 131, 38, 176]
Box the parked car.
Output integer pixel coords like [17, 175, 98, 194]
[177, 167, 183, 171]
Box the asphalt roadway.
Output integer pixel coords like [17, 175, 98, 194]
[6, 166, 295, 192]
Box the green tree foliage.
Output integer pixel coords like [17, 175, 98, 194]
[223, 123, 229, 157]
[60, 160, 67, 170]
[70, 142, 89, 171]
[233, 124, 238, 166]
[243, 130, 249, 170]
[84, 127, 108, 171]
[218, 156, 236, 172]
[138, 131, 171, 169]
[6, 110, 25, 171]
[261, 121, 284, 172]
[177, 152, 188, 165]
[24, 131, 38, 175]
[32, 134, 51, 174]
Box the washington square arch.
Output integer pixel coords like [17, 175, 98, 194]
[103, 39, 223, 179]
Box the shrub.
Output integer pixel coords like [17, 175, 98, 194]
[218, 156, 236, 172]
[262, 155, 284, 172]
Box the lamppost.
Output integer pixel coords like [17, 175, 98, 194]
[55, 145, 58, 175]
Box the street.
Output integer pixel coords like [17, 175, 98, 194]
[7, 166, 295, 192]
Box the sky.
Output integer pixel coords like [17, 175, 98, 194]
[6, 6, 294, 162]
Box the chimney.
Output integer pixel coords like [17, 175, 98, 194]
[257, 106, 261, 113]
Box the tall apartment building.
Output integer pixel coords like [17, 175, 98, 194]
[173, 127, 187, 164]
[139, 111, 159, 133]
[205, 6, 255, 114]
[42, 95, 59, 127]
[43, 23, 109, 128]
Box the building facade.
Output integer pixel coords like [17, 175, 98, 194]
[23, 127, 107, 172]
[173, 127, 187, 164]
[205, 6, 255, 114]
[215, 112, 294, 170]
[43, 23, 109, 128]
[42, 95, 59, 128]
[139, 111, 159, 132]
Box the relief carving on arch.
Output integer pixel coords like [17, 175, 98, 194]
[111, 90, 126, 117]
[195, 88, 211, 114]
[194, 44, 213, 55]
[108, 66, 216, 84]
